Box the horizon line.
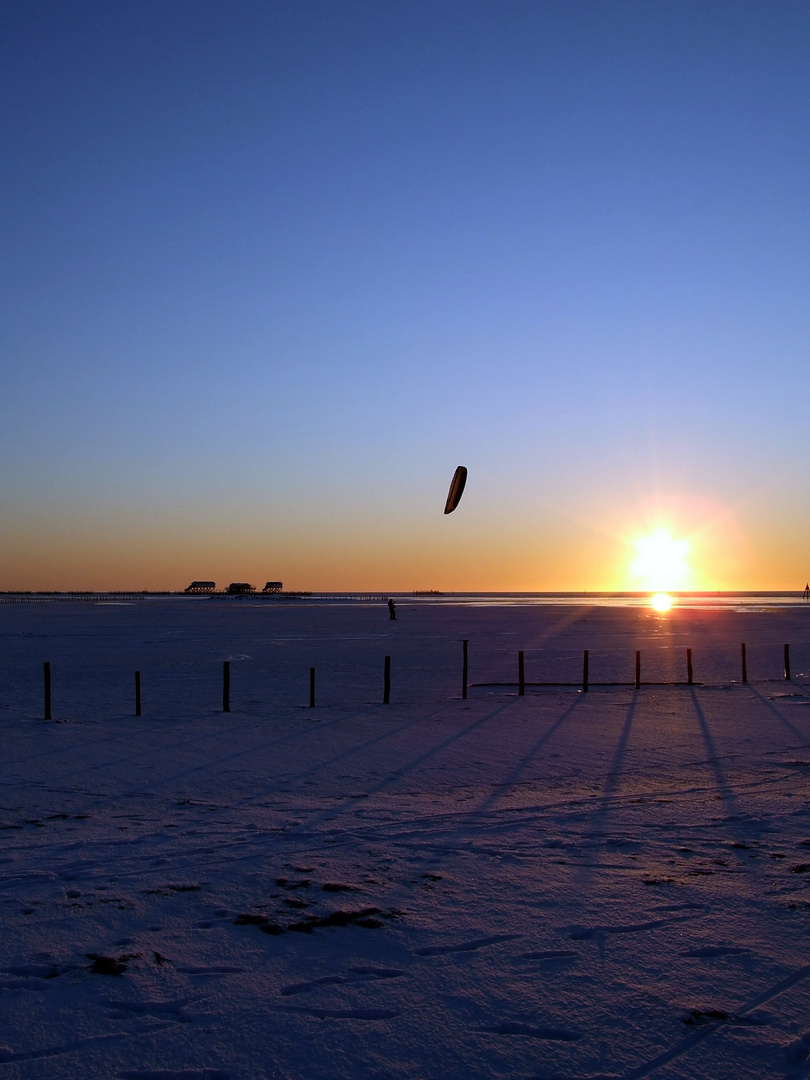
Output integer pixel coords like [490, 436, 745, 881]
[1, 589, 808, 599]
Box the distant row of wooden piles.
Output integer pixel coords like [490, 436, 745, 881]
[37, 642, 800, 719]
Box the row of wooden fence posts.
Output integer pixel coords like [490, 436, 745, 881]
[519, 642, 791, 693]
[42, 656, 393, 718]
[223, 652, 395, 712]
[38, 642, 796, 719]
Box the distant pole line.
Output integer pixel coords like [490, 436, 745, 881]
[785, 643, 791, 681]
[582, 649, 589, 693]
[686, 648, 693, 686]
[309, 667, 316, 708]
[741, 642, 748, 684]
[518, 651, 525, 696]
[462, 640, 468, 700]
[135, 671, 141, 716]
[635, 650, 641, 690]
[43, 661, 51, 721]
[383, 655, 391, 704]
[222, 660, 230, 712]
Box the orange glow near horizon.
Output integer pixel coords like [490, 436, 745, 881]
[0, 493, 793, 593]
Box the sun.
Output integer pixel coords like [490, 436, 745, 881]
[630, 527, 691, 591]
[651, 592, 673, 612]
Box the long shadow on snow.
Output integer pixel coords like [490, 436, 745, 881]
[386, 696, 585, 888]
[572, 690, 637, 886]
[453, 695, 584, 831]
[745, 685, 810, 747]
[173, 700, 474, 824]
[264, 702, 461, 789]
[82, 698, 559, 882]
[283, 698, 522, 836]
[688, 687, 743, 825]
[5, 706, 378, 817]
[3, 704, 349, 779]
[10, 703, 519, 885]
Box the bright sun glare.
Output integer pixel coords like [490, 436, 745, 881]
[630, 527, 691, 592]
[651, 593, 673, 612]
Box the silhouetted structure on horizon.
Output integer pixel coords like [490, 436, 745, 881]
[263, 581, 283, 593]
[184, 580, 216, 593]
[226, 582, 255, 595]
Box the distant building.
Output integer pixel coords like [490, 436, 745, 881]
[226, 582, 255, 595]
[184, 581, 216, 593]
[263, 581, 283, 593]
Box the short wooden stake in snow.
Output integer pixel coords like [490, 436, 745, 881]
[635, 650, 641, 690]
[686, 648, 693, 686]
[462, 639, 468, 700]
[582, 650, 589, 693]
[518, 651, 525, 696]
[43, 661, 51, 721]
[222, 660, 230, 712]
[784, 643, 791, 681]
[309, 667, 316, 708]
[741, 642, 748, 684]
[135, 671, 141, 716]
[383, 655, 391, 704]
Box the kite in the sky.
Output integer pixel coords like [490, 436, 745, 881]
[444, 465, 467, 514]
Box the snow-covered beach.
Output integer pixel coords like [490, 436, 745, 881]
[2, 597, 810, 1079]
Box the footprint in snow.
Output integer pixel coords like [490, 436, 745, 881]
[476, 1021, 581, 1041]
[87, 954, 138, 976]
[118, 1072, 229, 1079]
[284, 1006, 399, 1021]
[1, 963, 65, 979]
[569, 914, 694, 940]
[175, 966, 245, 976]
[649, 902, 705, 913]
[0, 976, 50, 992]
[681, 946, 749, 958]
[414, 933, 518, 957]
[103, 999, 200, 1023]
[520, 949, 578, 971]
[280, 967, 403, 996]
[281, 974, 347, 996]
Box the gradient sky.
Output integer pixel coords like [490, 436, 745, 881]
[3, 0, 810, 591]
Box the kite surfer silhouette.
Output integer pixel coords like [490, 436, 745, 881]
[444, 466, 467, 514]
[804, 583, 809, 602]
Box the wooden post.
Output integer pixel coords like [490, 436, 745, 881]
[135, 671, 141, 716]
[518, 650, 525, 696]
[309, 667, 316, 708]
[635, 650, 641, 690]
[784, 643, 791, 681]
[686, 648, 693, 686]
[222, 660, 230, 712]
[741, 642, 747, 684]
[582, 649, 589, 693]
[43, 661, 51, 721]
[462, 639, 468, 700]
[383, 655, 391, 704]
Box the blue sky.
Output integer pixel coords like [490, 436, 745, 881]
[3, 0, 810, 590]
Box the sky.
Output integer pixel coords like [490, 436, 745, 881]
[2, 0, 810, 592]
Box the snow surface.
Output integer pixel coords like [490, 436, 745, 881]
[2, 598, 810, 1079]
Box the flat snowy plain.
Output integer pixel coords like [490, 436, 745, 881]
[2, 596, 810, 1080]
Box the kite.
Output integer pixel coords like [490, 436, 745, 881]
[444, 465, 467, 514]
